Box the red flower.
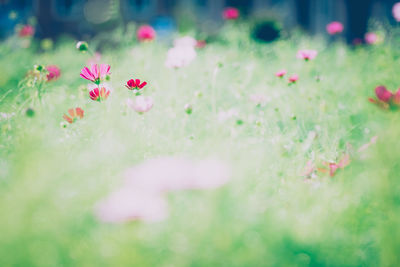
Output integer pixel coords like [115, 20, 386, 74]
[46, 65, 61, 81]
[63, 107, 84, 123]
[18, 24, 35, 37]
[89, 87, 110, 102]
[137, 25, 156, 42]
[369, 86, 400, 110]
[125, 78, 147, 90]
[223, 7, 239, 20]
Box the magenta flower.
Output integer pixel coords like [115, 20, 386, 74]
[326, 21, 344, 35]
[46, 65, 61, 81]
[127, 96, 153, 113]
[364, 32, 378, 44]
[222, 7, 239, 20]
[375, 85, 393, 102]
[393, 2, 400, 22]
[297, 49, 318, 61]
[89, 87, 110, 102]
[288, 74, 299, 83]
[275, 69, 287, 78]
[137, 25, 156, 42]
[328, 154, 350, 177]
[369, 86, 400, 110]
[125, 78, 147, 90]
[80, 64, 110, 84]
[18, 24, 34, 37]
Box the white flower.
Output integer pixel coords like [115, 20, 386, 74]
[165, 46, 197, 69]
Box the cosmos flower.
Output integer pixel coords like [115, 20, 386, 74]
[137, 25, 156, 42]
[46, 65, 61, 81]
[393, 2, 400, 22]
[369, 86, 400, 109]
[63, 107, 84, 123]
[125, 78, 147, 91]
[95, 157, 230, 223]
[364, 32, 378, 45]
[327, 154, 350, 177]
[297, 49, 318, 61]
[223, 7, 239, 20]
[326, 21, 344, 35]
[275, 69, 287, 78]
[165, 46, 197, 69]
[80, 64, 111, 84]
[288, 74, 299, 83]
[89, 87, 110, 102]
[127, 96, 153, 113]
[18, 24, 34, 37]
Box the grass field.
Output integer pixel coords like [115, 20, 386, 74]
[1, 22, 400, 266]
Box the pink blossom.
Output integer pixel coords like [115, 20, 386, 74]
[80, 64, 111, 84]
[18, 24, 34, 37]
[328, 154, 350, 177]
[301, 160, 316, 177]
[222, 7, 239, 20]
[288, 74, 299, 83]
[358, 136, 378, 153]
[165, 46, 197, 68]
[46, 65, 61, 81]
[326, 21, 344, 35]
[275, 69, 287, 78]
[94, 157, 231, 223]
[297, 50, 318, 61]
[127, 96, 153, 113]
[137, 25, 156, 42]
[375, 85, 392, 103]
[393, 2, 400, 22]
[364, 32, 378, 44]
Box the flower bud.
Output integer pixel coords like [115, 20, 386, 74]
[76, 41, 89, 52]
[25, 107, 35, 117]
[184, 104, 193, 114]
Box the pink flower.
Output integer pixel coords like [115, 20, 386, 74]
[297, 50, 318, 61]
[365, 32, 378, 44]
[87, 52, 102, 66]
[63, 107, 84, 124]
[137, 25, 156, 42]
[222, 7, 239, 20]
[196, 40, 206, 48]
[328, 154, 350, 177]
[326, 21, 344, 35]
[393, 2, 400, 22]
[125, 78, 147, 90]
[358, 136, 378, 153]
[127, 96, 153, 113]
[288, 74, 299, 83]
[302, 160, 316, 177]
[375, 85, 393, 103]
[80, 64, 110, 84]
[165, 46, 197, 69]
[18, 24, 34, 37]
[275, 69, 287, 78]
[95, 157, 231, 223]
[46, 65, 61, 81]
[89, 87, 110, 102]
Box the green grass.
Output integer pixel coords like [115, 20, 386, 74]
[1, 24, 400, 266]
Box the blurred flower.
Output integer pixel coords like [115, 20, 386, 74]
[275, 69, 287, 78]
[196, 40, 207, 48]
[80, 64, 111, 84]
[301, 160, 316, 177]
[25, 108, 34, 118]
[76, 41, 89, 52]
[18, 24, 34, 37]
[40, 38, 53, 50]
[95, 157, 230, 223]
[393, 2, 400, 22]
[125, 78, 147, 91]
[165, 46, 197, 68]
[297, 49, 318, 61]
[127, 96, 153, 113]
[328, 154, 350, 177]
[63, 107, 84, 123]
[352, 38, 363, 46]
[369, 85, 400, 109]
[95, 188, 168, 223]
[223, 7, 239, 20]
[288, 74, 299, 83]
[89, 87, 110, 102]
[137, 25, 156, 42]
[364, 32, 378, 45]
[174, 36, 197, 47]
[46, 65, 61, 81]
[326, 21, 344, 35]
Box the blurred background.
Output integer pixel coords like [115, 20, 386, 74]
[0, 0, 399, 43]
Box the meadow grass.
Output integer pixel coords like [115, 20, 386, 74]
[1, 24, 400, 266]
